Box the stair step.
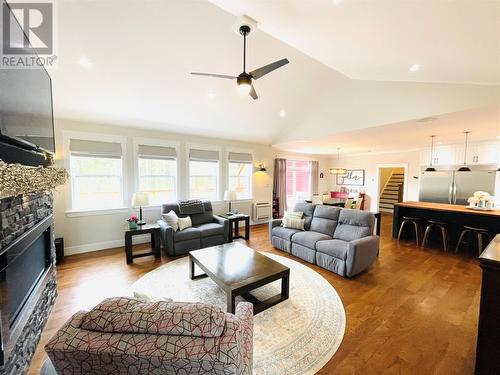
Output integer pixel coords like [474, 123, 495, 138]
[379, 203, 395, 209]
[382, 192, 399, 197]
[379, 207, 394, 213]
[380, 198, 398, 204]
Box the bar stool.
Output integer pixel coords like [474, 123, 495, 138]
[397, 216, 422, 246]
[422, 220, 449, 252]
[455, 226, 490, 256]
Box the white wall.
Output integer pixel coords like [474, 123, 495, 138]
[328, 150, 421, 212]
[53, 118, 329, 255]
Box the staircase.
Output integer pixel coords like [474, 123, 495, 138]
[379, 172, 404, 214]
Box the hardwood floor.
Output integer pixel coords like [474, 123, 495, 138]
[29, 214, 481, 374]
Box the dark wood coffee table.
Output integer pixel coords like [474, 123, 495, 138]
[189, 242, 290, 315]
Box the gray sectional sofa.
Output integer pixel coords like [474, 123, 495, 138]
[269, 202, 379, 277]
[157, 201, 229, 256]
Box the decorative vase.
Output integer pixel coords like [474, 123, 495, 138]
[478, 200, 486, 209]
[128, 221, 138, 230]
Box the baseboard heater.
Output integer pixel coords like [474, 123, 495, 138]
[253, 202, 271, 222]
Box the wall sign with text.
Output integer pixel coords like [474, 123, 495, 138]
[336, 169, 365, 186]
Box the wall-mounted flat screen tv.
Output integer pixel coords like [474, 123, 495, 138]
[0, 0, 55, 154]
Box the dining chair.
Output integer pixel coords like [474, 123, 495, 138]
[352, 198, 363, 210]
[344, 198, 354, 208]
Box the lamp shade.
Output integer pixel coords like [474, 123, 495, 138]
[224, 190, 237, 201]
[131, 192, 150, 207]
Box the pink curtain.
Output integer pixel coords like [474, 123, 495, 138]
[273, 158, 287, 218]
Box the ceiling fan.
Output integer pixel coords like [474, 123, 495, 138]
[191, 24, 289, 100]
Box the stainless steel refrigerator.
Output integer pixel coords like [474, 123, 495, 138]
[419, 170, 497, 205]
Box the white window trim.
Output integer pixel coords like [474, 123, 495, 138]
[186, 143, 222, 201]
[63, 130, 128, 216]
[225, 147, 255, 201]
[133, 137, 181, 206]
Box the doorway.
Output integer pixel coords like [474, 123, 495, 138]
[377, 166, 406, 214]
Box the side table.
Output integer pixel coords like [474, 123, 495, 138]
[219, 214, 250, 242]
[124, 224, 161, 264]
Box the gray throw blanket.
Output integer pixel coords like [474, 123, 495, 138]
[178, 199, 205, 215]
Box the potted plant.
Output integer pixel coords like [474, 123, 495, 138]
[127, 214, 139, 230]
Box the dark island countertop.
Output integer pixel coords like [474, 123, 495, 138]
[395, 201, 500, 217]
[392, 201, 500, 242]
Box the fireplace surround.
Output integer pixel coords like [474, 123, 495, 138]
[0, 192, 56, 375]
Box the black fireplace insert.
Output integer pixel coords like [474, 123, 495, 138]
[0, 215, 54, 365]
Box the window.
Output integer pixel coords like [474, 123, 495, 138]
[286, 160, 312, 209]
[69, 138, 124, 211]
[137, 144, 177, 205]
[189, 148, 220, 200]
[228, 152, 253, 199]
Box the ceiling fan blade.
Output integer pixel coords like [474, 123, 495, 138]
[190, 72, 237, 80]
[249, 84, 258, 100]
[249, 58, 289, 80]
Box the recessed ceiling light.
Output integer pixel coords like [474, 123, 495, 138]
[332, 0, 343, 5]
[437, 141, 443, 145]
[279, 109, 286, 118]
[79, 56, 93, 69]
[409, 63, 420, 72]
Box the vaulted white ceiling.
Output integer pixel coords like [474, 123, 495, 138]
[48, 0, 500, 152]
[209, 0, 500, 84]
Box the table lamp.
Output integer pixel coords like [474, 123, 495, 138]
[131, 192, 149, 225]
[224, 190, 237, 215]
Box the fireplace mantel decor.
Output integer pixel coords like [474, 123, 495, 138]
[0, 160, 68, 198]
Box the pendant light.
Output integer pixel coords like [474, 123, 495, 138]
[329, 147, 347, 175]
[457, 131, 471, 172]
[425, 135, 437, 172]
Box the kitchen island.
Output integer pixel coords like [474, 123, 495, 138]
[393, 201, 500, 249]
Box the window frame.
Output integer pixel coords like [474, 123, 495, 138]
[285, 159, 313, 210]
[63, 131, 128, 215]
[186, 143, 222, 201]
[226, 149, 254, 200]
[133, 138, 180, 206]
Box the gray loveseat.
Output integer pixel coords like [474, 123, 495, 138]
[157, 201, 229, 256]
[269, 202, 379, 277]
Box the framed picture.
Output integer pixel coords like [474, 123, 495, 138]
[336, 169, 365, 186]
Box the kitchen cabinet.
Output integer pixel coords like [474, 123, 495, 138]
[420, 141, 499, 167]
[466, 142, 499, 165]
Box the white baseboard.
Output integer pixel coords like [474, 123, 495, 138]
[64, 221, 268, 256]
[65, 234, 151, 256]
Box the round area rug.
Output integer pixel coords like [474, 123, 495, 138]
[130, 252, 345, 375]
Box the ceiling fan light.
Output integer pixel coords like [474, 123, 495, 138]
[237, 81, 252, 94]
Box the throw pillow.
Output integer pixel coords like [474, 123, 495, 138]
[281, 210, 303, 227]
[282, 216, 305, 230]
[178, 216, 192, 231]
[162, 210, 179, 231]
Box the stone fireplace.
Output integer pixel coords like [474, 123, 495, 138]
[0, 192, 57, 375]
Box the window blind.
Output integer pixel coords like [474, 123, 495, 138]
[70, 139, 122, 158]
[228, 152, 253, 163]
[189, 149, 219, 162]
[138, 144, 177, 159]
